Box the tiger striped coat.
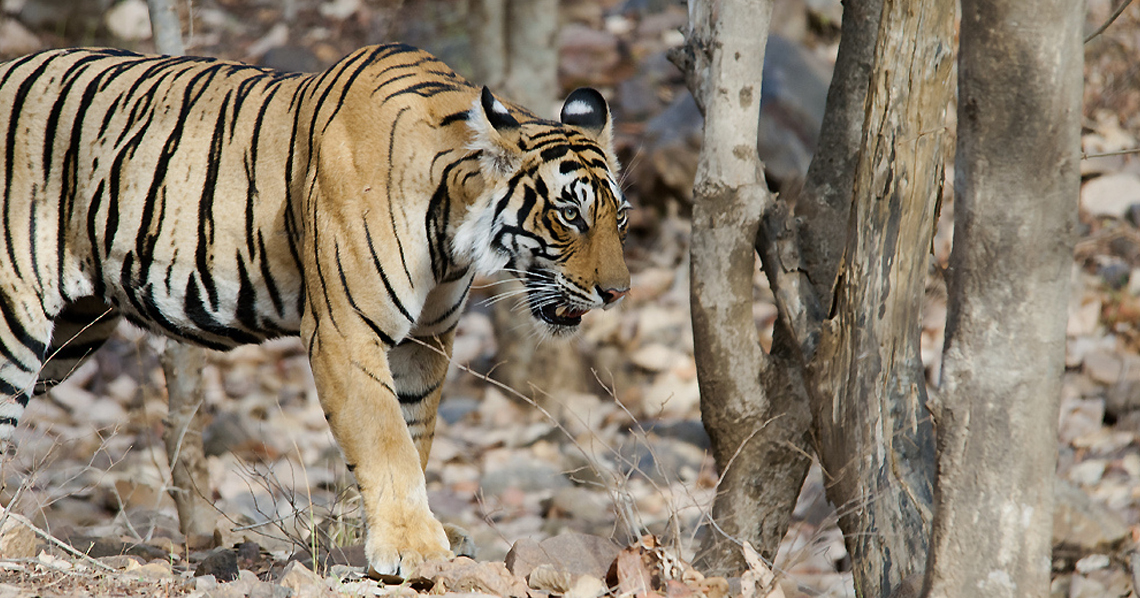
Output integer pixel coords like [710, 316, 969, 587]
[0, 44, 630, 575]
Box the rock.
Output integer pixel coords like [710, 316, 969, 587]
[135, 560, 174, 579]
[0, 513, 35, 559]
[1083, 349, 1123, 384]
[1082, 173, 1140, 218]
[1105, 353, 1140, 417]
[646, 419, 711, 450]
[631, 344, 685, 373]
[103, 0, 151, 41]
[236, 541, 261, 569]
[65, 535, 168, 561]
[0, 18, 43, 56]
[1074, 553, 1111, 574]
[543, 486, 614, 534]
[278, 560, 324, 593]
[618, 436, 706, 484]
[567, 574, 608, 598]
[505, 533, 620, 580]
[528, 563, 573, 593]
[481, 456, 571, 495]
[196, 547, 240, 582]
[414, 557, 528, 597]
[98, 554, 145, 569]
[203, 411, 255, 457]
[1053, 479, 1129, 552]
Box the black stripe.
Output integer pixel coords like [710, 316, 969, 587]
[0, 290, 45, 367]
[362, 223, 415, 323]
[256, 233, 285, 317]
[334, 242, 397, 346]
[439, 110, 469, 128]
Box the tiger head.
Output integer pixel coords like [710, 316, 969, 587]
[455, 87, 631, 336]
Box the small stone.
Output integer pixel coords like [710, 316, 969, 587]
[528, 564, 573, 593]
[1074, 553, 1110, 574]
[195, 574, 218, 591]
[196, 547, 239, 582]
[1068, 459, 1107, 486]
[631, 344, 684, 372]
[97, 554, 145, 569]
[1084, 350, 1123, 384]
[136, 561, 173, 579]
[1082, 173, 1140, 218]
[0, 513, 35, 559]
[1053, 479, 1129, 551]
[566, 574, 607, 598]
[414, 557, 528, 598]
[103, 0, 151, 41]
[278, 560, 323, 593]
[0, 18, 43, 55]
[505, 533, 620, 580]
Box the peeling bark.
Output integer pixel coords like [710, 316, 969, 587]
[804, 0, 953, 594]
[922, 0, 1083, 594]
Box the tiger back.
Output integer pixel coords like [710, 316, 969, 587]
[0, 44, 630, 576]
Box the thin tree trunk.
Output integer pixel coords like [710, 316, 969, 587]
[469, 0, 586, 400]
[922, 0, 1083, 594]
[672, 0, 814, 576]
[147, 0, 216, 545]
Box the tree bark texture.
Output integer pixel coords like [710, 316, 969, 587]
[160, 343, 216, 542]
[145, 0, 184, 56]
[677, 0, 815, 576]
[806, 0, 953, 594]
[467, 0, 586, 400]
[922, 0, 1083, 595]
[148, 0, 216, 543]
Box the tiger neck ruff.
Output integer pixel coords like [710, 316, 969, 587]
[0, 44, 630, 577]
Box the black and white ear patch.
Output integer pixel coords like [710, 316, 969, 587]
[481, 86, 520, 131]
[560, 87, 609, 132]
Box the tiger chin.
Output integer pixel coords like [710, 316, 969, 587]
[0, 44, 629, 577]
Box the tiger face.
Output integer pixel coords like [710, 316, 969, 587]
[456, 87, 631, 335]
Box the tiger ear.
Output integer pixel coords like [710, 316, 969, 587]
[469, 86, 523, 177]
[560, 87, 613, 155]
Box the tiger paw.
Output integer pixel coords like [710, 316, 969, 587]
[364, 508, 453, 578]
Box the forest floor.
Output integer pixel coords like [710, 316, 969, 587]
[0, 0, 1139, 596]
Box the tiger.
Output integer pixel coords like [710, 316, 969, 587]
[0, 43, 631, 576]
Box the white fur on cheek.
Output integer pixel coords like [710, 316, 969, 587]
[453, 191, 510, 276]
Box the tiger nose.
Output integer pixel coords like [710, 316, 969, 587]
[598, 286, 630, 306]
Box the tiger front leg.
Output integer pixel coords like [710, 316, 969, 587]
[305, 324, 452, 577]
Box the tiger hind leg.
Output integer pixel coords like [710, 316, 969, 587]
[0, 289, 56, 450]
[34, 297, 121, 396]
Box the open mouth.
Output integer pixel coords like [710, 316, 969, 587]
[532, 301, 590, 328]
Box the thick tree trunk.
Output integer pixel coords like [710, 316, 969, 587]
[805, 0, 953, 595]
[922, 0, 1083, 595]
[147, 0, 216, 545]
[673, 0, 814, 576]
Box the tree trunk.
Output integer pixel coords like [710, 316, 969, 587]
[468, 0, 587, 401]
[672, 0, 815, 576]
[922, 0, 1083, 594]
[805, 0, 953, 595]
[147, 0, 217, 545]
